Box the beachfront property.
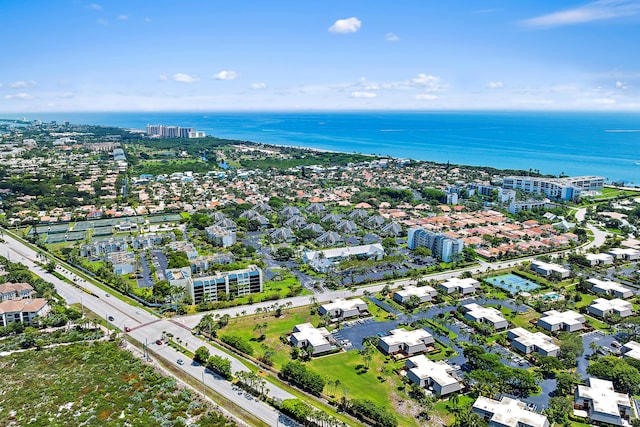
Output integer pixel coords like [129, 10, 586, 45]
[587, 278, 634, 299]
[472, 396, 550, 427]
[0, 298, 50, 327]
[407, 227, 464, 262]
[462, 303, 508, 331]
[146, 124, 205, 138]
[502, 175, 604, 201]
[318, 298, 368, 320]
[0, 282, 35, 301]
[620, 341, 640, 361]
[585, 253, 615, 266]
[302, 243, 384, 273]
[608, 248, 640, 261]
[530, 260, 571, 279]
[438, 277, 480, 295]
[537, 310, 585, 332]
[574, 378, 633, 426]
[289, 323, 334, 355]
[404, 355, 463, 396]
[507, 327, 560, 357]
[587, 298, 633, 319]
[205, 225, 236, 248]
[393, 285, 437, 304]
[378, 328, 434, 356]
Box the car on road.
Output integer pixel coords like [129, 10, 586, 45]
[156, 339, 163, 345]
[105, 293, 111, 297]
[107, 316, 114, 321]
[125, 326, 131, 332]
[177, 359, 184, 365]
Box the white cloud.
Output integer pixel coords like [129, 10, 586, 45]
[118, 15, 129, 20]
[486, 81, 504, 89]
[385, 32, 399, 41]
[56, 92, 75, 99]
[616, 81, 630, 89]
[350, 91, 376, 98]
[522, 0, 640, 28]
[173, 73, 200, 83]
[158, 74, 168, 81]
[415, 94, 438, 100]
[381, 73, 446, 92]
[5, 93, 33, 100]
[10, 80, 37, 89]
[356, 77, 379, 91]
[87, 3, 102, 11]
[250, 82, 267, 90]
[97, 18, 109, 26]
[329, 17, 362, 34]
[213, 70, 238, 80]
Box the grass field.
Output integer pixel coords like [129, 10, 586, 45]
[0, 341, 233, 427]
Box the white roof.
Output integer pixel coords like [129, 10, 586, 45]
[463, 303, 506, 325]
[531, 260, 570, 275]
[306, 243, 384, 261]
[587, 278, 633, 296]
[381, 328, 433, 347]
[621, 341, 640, 360]
[321, 298, 366, 312]
[577, 378, 632, 417]
[589, 298, 633, 313]
[394, 285, 436, 299]
[509, 327, 559, 354]
[609, 247, 640, 256]
[539, 310, 585, 327]
[585, 253, 614, 262]
[440, 277, 479, 290]
[292, 323, 331, 347]
[473, 396, 548, 427]
[406, 355, 459, 388]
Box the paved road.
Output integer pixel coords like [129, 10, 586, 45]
[575, 207, 611, 252]
[0, 231, 290, 427]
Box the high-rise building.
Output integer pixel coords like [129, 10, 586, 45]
[179, 127, 194, 138]
[146, 124, 162, 136]
[502, 175, 603, 201]
[408, 228, 464, 262]
[161, 126, 180, 138]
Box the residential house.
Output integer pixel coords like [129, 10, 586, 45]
[438, 277, 480, 295]
[0, 298, 50, 327]
[289, 323, 334, 355]
[508, 327, 560, 357]
[608, 248, 640, 261]
[620, 341, 640, 361]
[0, 282, 35, 301]
[530, 260, 571, 279]
[393, 285, 437, 304]
[585, 253, 614, 266]
[462, 303, 508, 331]
[588, 278, 634, 299]
[587, 298, 633, 319]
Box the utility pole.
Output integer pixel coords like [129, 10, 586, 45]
[202, 370, 206, 398]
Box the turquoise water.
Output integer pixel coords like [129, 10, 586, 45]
[486, 273, 540, 293]
[14, 111, 640, 183]
[542, 292, 562, 300]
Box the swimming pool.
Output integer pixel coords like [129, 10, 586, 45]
[486, 273, 540, 293]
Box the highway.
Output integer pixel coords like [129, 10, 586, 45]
[0, 231, 294, 427]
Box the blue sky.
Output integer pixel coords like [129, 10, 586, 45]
[2, 0, 640, 112]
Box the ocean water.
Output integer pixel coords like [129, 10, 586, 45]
[18, 111, 640, 183]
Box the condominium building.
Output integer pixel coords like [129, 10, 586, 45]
[0, 282, 35, 301]
[502, 175, 603, 201]
[302, 244, 384, 273]
[0, 298, 50, 327]
[508, 327, 560, 357]
[537, 310, 585, 332]
[620, 341, 640, 361]
[585, 253, 615, 266]
[587, 298, 633, 319]
[473, 396, 549, 427]
[405, 355, 463, 396]
[608, 248, 640, 261]
[574, 378, 633, 426]
[289, 323, 334, 355]
[530, 260, 571, 279]
[588, 278, 634, 299]
[462, 303, 508, 330]
[318, 298, 368, 320]
[408, 227, 464, 262]
[378, 328, 434, 356]
[393, 285, 437, 304]
[205, 225, 237, 248]
[438, 277, 480, 295]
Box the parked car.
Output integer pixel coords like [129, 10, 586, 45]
[156, 339, 163, 345]
[177, 359, 184, 365]
[107, 316, 114, 321]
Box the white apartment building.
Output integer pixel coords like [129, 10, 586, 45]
[585, 253, 614, 266]
[462, 303, 508, 331]
[588, 278, 634, 299]
[621, 341, 640, 361]
[502, 175, 603, 201]
[608, 248, 640, 261]
[473, 396, 549, 427]
[587, 298, 633, 319]
[537, 310, 585, 332]
[378, 328, 434, 356]
[574, 378, 633, 426]
[438, 277, 480, 295]
[289, 323, 334, 355]
[530, 260, 571, 279]
[319, 298, 368, 320]
[405, 355, 463, 397]
[393, 285, 437, 304]
[508, 327, 560, 357]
